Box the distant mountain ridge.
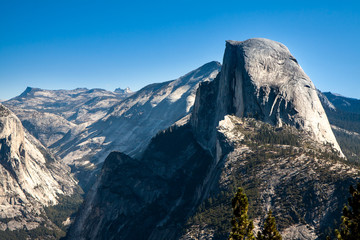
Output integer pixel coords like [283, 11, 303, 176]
[4, 87, 128, 147]
[4, 62, 221, 189]
[324, 92, 360, 114]
[53, 61, 220, 168]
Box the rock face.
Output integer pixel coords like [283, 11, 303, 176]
[182, 115, 357, 240]
[68, 39, 354, 240]
[0, 104, 78, 233]
[192, 39, 342, 156]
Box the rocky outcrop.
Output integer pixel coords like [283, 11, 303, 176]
[114, 87, 133, 96]
[192, 38, 342, 156]
[317, 90, 336, 111]
[0, 104, 78, 233]
[68, 39, 357, 240]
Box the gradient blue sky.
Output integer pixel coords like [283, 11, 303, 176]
[1, 0, 359, 100]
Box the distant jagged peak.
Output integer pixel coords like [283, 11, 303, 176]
[18, 86, 41, 97]
[114, 87, 133, 94]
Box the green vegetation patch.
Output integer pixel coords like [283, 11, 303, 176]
[44, 187, 84, 233]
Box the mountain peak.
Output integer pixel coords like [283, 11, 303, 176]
[18, 86, 38, 97]
[114, 87, 132, 94]
[192, 38, 343, 156]
[226, 38, 288, 48]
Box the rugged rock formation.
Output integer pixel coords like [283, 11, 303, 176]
[68, 39, 354, 240]
[182, 115, 357, 239]
[317, 90, 336, 111]
[192, 39, 342, 156]
[114, 87, 133, 96]
[68, 115, 357, 240]
[0, 104, 78, 236]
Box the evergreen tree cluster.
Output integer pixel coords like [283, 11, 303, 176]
[334, 183, 360, 240]
[257, 210, 282, 240]
[228, 187, 282, 240]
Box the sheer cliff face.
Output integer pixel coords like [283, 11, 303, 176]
[68, 39, 354, 240]
[0, 104, 77, 231]
[192, 38, 342, 155]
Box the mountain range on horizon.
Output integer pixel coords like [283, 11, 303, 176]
[0, 38, 359, 239]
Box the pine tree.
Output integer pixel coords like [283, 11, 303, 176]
[335, 182, 360, 240]
[257, 210, 282, 240]
[228, 187, 255, 240]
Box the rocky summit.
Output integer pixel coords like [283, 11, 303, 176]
[192, 38, 342, 156]
[67, 39, 354, 240]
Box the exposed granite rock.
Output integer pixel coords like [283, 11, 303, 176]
[67, 39, 355, 240]
[192, 38, 342, 156]
[69, 115, 358, 240]
[0, 104, 78, 233]
[182, 115, 358, 240]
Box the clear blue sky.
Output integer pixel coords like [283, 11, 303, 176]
[1, 0, 359, 100]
